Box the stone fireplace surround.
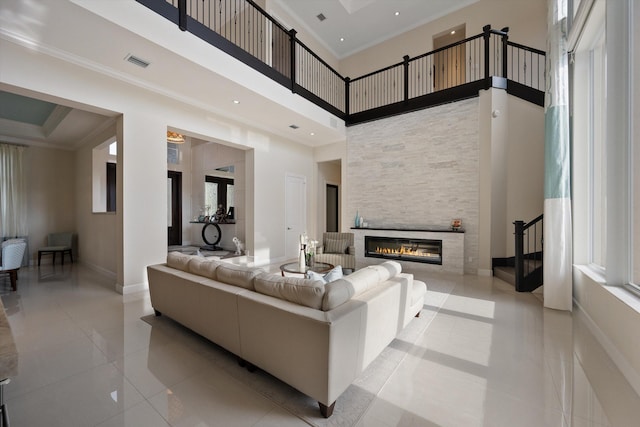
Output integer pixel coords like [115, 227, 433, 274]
[352, 227, 464, 274]
[346, 98, 480, 275]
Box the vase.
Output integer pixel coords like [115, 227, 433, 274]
[354, 210, 360, 228]
[298, 245, 306, 271]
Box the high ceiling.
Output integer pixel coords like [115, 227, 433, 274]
[0, 0, 477, 150]
[274, 0, 478, 58]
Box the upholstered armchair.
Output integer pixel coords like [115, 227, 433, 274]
[0, 240, 27, 291]
[314, 232, 356, 272]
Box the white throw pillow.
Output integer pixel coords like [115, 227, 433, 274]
[305, 265, 343, 283]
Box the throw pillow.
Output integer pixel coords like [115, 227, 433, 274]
[305, 265, 343, 284]
[324, 238, 349, 254]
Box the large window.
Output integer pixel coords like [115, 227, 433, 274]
[572, 0, 640, 290]
[572, 1, 606, 270]
[587, 32, 606, 268]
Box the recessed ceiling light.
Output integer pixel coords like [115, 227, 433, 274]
[233, 100, 240, 104]
[310, 132, 315, 136]
[340, 37, 345, 42]
[394, 11, 400, 16]
[451, 30, 456, 35]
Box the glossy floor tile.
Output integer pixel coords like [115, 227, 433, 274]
[1, 263, 638, 426]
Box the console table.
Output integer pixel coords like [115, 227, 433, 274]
[190, 221, 235, 251]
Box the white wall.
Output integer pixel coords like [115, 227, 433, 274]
[76, 123, 118, 276]
[252, 134, 315, 265]
[25, 146, 76, 264]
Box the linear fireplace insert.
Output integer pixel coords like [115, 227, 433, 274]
[365, 236, 443, 265]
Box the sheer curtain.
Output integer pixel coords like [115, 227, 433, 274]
[0, 143, 28, 238]
[543, 0, 573, 311]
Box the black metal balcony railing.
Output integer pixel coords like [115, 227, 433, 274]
[137, 0, 545, 125]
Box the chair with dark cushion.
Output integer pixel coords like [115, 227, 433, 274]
[0, 240, 27, 291]
[38, 232, 74, 266]
[314, 232, 356, 272]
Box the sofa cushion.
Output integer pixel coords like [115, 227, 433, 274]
[324, 238, 349, 254]
[166, 252, 193, 271]
[305, 265, 343, 284]
[321, 261, 402, 311]
[254, 273, 326, 309]
[216, 264, 264, 290]
[188, 257, 221, 280]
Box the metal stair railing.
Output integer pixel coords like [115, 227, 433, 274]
[513, 214, 544, 292]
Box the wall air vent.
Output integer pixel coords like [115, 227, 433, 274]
[316, 13, 326, 22]
[124, 54, 151, 68]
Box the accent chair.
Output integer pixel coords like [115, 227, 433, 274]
[314, 232, 356, 272]
[0, 240, 27, 291]
[38, 232, 74, 266]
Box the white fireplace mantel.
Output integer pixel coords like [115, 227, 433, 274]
[351, 227, 464, 274]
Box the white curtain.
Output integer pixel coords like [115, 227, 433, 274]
[0, 143, 28, 238]
[543, 0, 573, 311]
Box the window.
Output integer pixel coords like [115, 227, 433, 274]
[92, 137, 117, 213]
[205, 175, 234, 218]
[587, 32, 606, 268]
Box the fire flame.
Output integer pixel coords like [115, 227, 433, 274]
[375, 246, 435, 258]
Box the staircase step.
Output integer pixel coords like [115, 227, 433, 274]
[494, 266, 516, 286]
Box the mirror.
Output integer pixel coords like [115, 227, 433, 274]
[204, 166, 234, 220]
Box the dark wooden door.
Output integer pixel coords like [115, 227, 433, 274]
[326, 184, 339, 232]
[168, 170, 182, 246]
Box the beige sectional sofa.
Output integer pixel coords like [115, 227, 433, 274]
[147, 252, 427, 417]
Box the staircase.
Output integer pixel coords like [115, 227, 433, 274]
[493, 214, 543, 292]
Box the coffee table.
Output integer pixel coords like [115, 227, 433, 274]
[280, 261, 334, 277]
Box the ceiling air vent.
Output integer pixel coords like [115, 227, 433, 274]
[316, 13, 326, 22]
[125, 54, 151, 68]
[289, 124, 300, 129]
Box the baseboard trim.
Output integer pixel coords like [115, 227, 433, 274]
[80, 261, 116, 280]
[574, 299, 640, 398]
[477, 268, 493, 277]
[116, 282, 148, 295]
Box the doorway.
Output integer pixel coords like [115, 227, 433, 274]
[168, 170, 182, 246]
[285, 173, 306, 259]
[433, 25, 466, 91]
[326, 184, 339, 232]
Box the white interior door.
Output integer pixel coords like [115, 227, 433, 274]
[285, 173, 306, 259]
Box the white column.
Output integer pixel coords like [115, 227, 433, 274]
[116, 113, 167, 294]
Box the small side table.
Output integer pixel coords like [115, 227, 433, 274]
[279, 261, 334, 277]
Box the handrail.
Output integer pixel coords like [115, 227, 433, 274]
[522, 213, 544, 231]
[507, 41, 546, 55]
[137, 1, 546, 123]
[295, 38, 344, 83]
[513, 214, 544, 292]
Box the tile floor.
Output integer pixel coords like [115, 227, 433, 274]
[1, 262, 639, 426]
